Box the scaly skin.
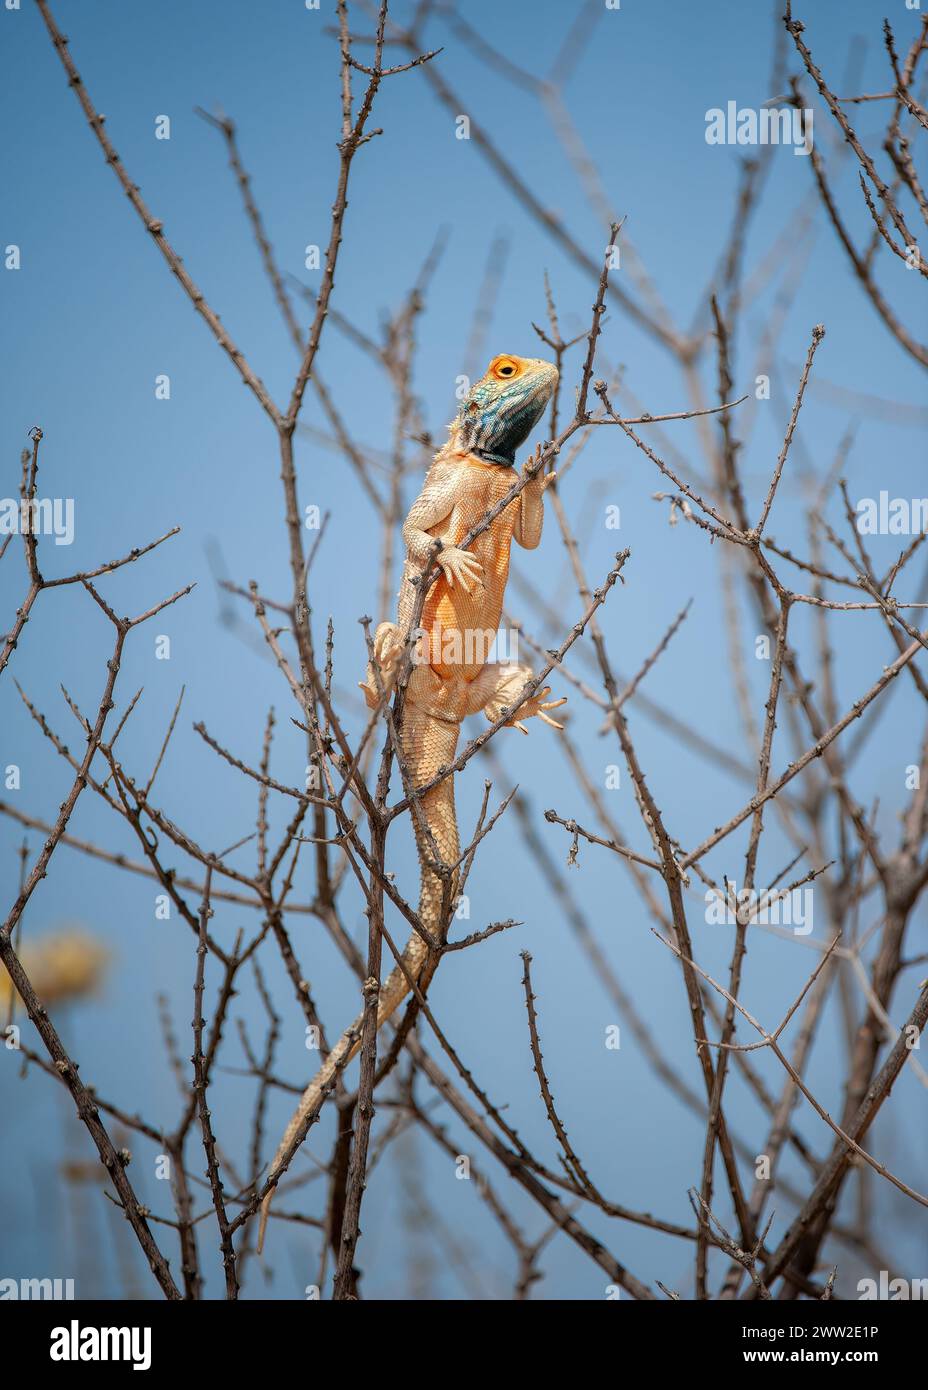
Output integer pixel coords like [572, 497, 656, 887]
[257, 355, 565, 1252]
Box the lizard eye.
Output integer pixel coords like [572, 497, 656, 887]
[490, 356, 520, 380]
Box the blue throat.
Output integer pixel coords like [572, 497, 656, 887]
[474, 446, 515, 466]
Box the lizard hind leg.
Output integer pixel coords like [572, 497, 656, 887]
[359, 621, 405, 709]
[465, 661, 567, 734]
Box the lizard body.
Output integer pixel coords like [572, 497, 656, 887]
[258, 355, 564, 1251]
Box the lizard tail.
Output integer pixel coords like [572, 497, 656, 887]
[257, 708, 459, 1253]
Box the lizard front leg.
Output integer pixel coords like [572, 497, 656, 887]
[514, 442, 557, 551]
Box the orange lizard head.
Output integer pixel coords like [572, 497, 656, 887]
[453, 354, 558, 466]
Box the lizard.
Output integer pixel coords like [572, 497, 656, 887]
[257, 354, 566, 1252]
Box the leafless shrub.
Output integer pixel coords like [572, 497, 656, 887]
[3, 0, 926, 1302]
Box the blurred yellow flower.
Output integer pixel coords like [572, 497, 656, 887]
[2, 929, 110, 1013]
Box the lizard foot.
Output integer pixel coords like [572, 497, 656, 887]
[359, 622, 404, 710]
[522, 441, 557, 492]
[437, 545, 484, 593]
[507, 685, 567, 735]
[482, 666, 568, 733]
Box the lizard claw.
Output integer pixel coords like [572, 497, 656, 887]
[537, 710, 565, 730]
[537, 695, 567, 730]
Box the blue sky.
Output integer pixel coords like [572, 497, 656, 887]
[1, 0, 926, 1299]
